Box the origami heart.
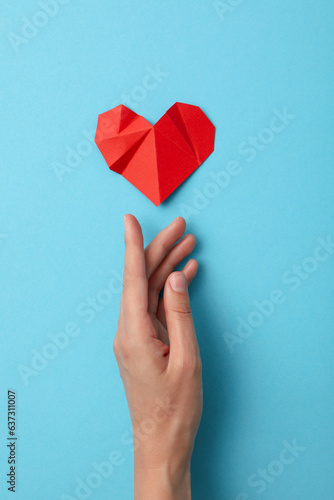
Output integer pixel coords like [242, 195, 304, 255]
[95, 102, 215, 206]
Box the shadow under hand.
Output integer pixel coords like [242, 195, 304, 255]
[190, 262, 240, 500]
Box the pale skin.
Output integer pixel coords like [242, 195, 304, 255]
[113, 214, 203, 500]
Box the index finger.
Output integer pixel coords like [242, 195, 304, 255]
[122, 214, 148, 326]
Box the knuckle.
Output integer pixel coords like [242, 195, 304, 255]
[185, 355, 201, 374]
[120, 337, 128, 354]
[193, 356, 202, 375]
[113, 335, 120, 357]
[172, 357, 186, 375]
[122, 272, 136, 289]
[161, 239, 171, 254]
[170, 304, 192, 319]
[123, 263, 143, 286]
[170, 301, 192, 315]
[173, 354, 201, 376]
[119, 337, 134, 359]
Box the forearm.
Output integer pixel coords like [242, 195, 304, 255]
[134, 457, 192, 500]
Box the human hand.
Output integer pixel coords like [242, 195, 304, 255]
[113, 215, 202, 500]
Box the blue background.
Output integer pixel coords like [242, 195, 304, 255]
[1, 1, 334, 499]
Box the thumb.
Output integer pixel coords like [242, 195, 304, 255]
[164, 272, 199, 366]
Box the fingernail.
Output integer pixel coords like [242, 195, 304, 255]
[123, 214, 127, 228]
[170, 272, 187, 293]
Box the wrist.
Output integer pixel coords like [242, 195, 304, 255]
[134, 455, 191, 500]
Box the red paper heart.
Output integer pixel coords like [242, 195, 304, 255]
[95, 102, 215, 206]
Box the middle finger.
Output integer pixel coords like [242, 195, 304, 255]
[145, 217, 186, 278]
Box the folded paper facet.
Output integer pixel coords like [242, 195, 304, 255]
[95, 102, 215, 206]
